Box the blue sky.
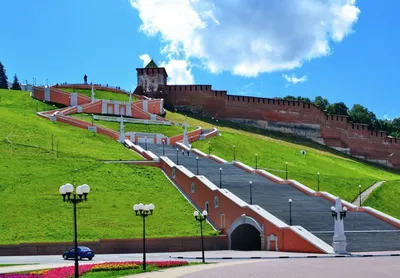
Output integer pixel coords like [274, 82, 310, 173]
[1, 0, 398, 119]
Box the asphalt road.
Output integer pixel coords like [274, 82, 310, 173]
[0, 250, 331, 265]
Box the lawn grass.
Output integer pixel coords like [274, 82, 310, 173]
[0, 90, 139, 161]
[364, 180, 400, 219]
[81, 266, 157, 277]
[71, 113, 193, 137]
[0, 90, 215, 244]
[81, 262, 197, 277]
[59, 88, 136, 102]
[165, 111, 400, 203]
[80, 265, 159, 277]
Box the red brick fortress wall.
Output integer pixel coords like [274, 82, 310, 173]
[147, 85, 400, 168]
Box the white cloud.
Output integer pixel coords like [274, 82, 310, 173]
[139, 53, 151, 67]
[282, 74, 308, 85]
[160, 59, 194, 85]
[130, 0, 360, 77]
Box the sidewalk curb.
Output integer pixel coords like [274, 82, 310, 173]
[170, 253, 400, 260]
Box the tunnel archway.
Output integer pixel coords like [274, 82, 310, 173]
[231, 224, 261, 250]
[228, 216, 264, 251]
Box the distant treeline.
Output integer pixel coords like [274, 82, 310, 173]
[0, 61, 21, 90]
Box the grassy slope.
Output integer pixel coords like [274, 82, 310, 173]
[364, 180, 400, 218]
[59, 88, 136, 102]
[0, 90, 214, 244]
[165, 111, 400, 203]
[71, 113, 193, 137]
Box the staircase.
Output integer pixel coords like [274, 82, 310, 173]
[141, 143, 400, 252]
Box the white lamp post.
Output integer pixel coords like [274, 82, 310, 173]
[133, 203, 155, 271]
[59, 183, 90, 278]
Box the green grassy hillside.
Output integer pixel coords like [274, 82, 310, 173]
[59, 88, 136, 102]
[166, 111, 400, 204]
[0, 90, 214, 244]
[364, 180, 400, 219]
[71, 113, 193, 137]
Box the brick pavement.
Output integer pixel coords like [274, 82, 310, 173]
[176, 257, 400, 278]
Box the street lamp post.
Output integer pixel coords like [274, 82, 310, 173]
[91, 114, 94, 126]
[285, 162, 288, 180]
[219, 168, 222, 188]
[249, 181, 253, 204]
[359, 185, 362, 207]
[194, 210, 208, 263]
[145, 137, 147, 151]
[176, 148, 179, 165]
[289, 198, 292, 225]
[208, 141, 211, 155]
[255, 154, 258, 170]
[196, 157, 199, 175]
[133, 203, 155, 271]
[59, 183, 90, 278]
[317, 172, 320, 191]
[233, 145, 236, 161]
[162, 139, 165, 156]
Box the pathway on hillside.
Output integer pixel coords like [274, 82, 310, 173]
[352, 181, 386, 206]
[141, 143, 400, 252]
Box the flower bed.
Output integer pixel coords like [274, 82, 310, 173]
[0, 261, 188, 278]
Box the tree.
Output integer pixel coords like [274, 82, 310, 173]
[283, 95, 296, 100]
[296, 96, 311, 103]
[314, 96, 330, 110]
[392, 117, 400, 131]
[372, 119, 393, 132]
[0, 62, 8, 89]
[11, 74, 21, 90]
[348, 104, 376, 125]
[326, 102, 349, 116]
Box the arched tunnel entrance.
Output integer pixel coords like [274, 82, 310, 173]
[230, 224, 262, 251]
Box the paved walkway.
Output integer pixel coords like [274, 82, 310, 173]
[352, 181, 386, 206]
[126, 260, 266, 278]
[128, 257, 400, 278]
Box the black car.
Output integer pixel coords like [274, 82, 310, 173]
[62, 246, 95, 260]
